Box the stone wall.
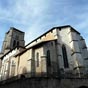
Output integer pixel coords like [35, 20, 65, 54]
[0, 77, 88, 88]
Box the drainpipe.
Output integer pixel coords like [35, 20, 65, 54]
[17, 56, 20, 76]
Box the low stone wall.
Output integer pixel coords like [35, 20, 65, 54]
[0, 77, 88, 88]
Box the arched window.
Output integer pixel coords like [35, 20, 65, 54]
[13, 40, 16, 47]
[47, 50, 51, 66]
[62, 45, 69, 68]
[36, 52, 39, 67]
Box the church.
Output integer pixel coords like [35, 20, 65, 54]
[0, 25, 88, 88]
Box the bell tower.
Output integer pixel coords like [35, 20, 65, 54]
[1, 27, 25, 54]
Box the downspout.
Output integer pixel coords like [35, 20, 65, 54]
[17, 55, 20, 76]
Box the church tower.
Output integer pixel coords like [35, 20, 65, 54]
[1, 27, 25, 54]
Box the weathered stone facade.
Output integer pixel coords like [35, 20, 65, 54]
[0, 77, 88, 88]
[0, 25, 88, 88]
[0, 27, 25, 55]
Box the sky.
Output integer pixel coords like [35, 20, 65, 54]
[0, 0, 88, 50]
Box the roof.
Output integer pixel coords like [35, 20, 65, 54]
[15, 39, 57, 57]
[25, 25, 80, 47]
[1, 25, 80, 58]
[0, 46, 25, 60]
[10, 27, 24, 33]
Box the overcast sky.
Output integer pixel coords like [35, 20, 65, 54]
[0, 0, 88, 50]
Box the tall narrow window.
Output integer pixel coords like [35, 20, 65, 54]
[11, 61, 15, 77]
[17, 41, 19, 46]
[62, 45, 69, 68]
[13, 40, 16, 47]
[47, 50, 51, 66]
[36, 52, 39, 67]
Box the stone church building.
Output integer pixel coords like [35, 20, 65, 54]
[0, 25, 88, 88]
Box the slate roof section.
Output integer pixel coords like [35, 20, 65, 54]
[25, 25, 80, 47]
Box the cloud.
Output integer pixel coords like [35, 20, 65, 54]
[0, 0, 88, 48]
[0, 0, 48, 25]
[0, 0, 49, 46]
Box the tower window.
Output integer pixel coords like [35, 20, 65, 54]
[47, 50, 51, 66]
[13, 40, 16, 47]
[17, 41, 19, 46]
[62, 45, 69, 68]
[36, 52, 39, 67]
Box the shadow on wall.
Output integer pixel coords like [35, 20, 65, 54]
[78, 86, 88, 88]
